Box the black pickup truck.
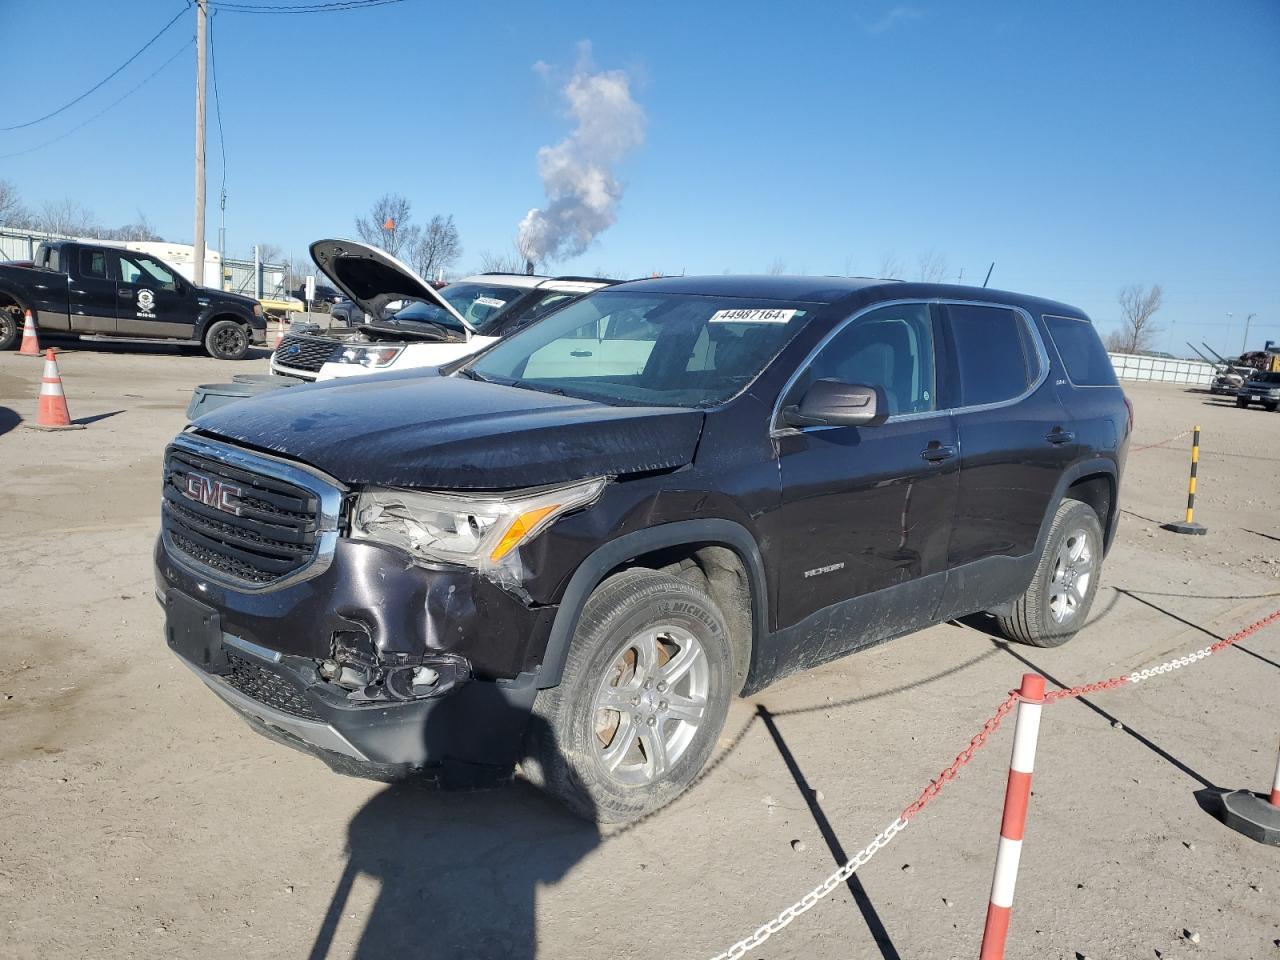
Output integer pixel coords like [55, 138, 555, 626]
[0, 240, 265, 359]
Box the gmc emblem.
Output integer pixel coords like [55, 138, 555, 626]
[182, 472, 243, 516]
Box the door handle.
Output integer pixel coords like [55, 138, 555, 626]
[1045, 430, 1075, 445]
[920, 443, 957, 463]
[570, 350, 592, 357]
[119, 290, 133, 298]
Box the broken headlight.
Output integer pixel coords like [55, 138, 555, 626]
[350, 477, 606, 571]
[338, 344, 403, 367]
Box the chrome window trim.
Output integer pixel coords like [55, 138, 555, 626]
[770, 298, 1051, 436]
[162, 432, 345, 594]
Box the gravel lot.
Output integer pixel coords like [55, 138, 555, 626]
[1, 342, 1277, 960]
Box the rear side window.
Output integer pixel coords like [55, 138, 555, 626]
[1045, 314, 1118, 386]
[948, 304, 1038, 406]
[80, 249, 108, 280]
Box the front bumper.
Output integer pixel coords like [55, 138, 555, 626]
[250, 326, 267, 345]
[155, 533, 555, 778]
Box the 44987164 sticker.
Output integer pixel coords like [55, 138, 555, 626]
[709, 308, 797, 324]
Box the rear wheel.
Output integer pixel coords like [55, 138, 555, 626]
[0, 304, 20, 350]
[204, 319, 250, 360]
[522, 569, 733, 823]
[996, 499, 1104, 648]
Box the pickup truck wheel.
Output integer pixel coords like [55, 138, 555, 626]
[996, 499, 1103, 648]
[1235, 397, 1249, 408]
[0, 305, 19, 350]
[522, 569, 733, 823]
[204, 319, 250, 360]
[1264, 401, 1278, 412]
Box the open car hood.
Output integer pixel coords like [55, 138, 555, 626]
[310, 239, 474, 335]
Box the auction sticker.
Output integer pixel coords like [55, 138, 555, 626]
[709, 308, 797, 323]
[474, 296, 507, 308]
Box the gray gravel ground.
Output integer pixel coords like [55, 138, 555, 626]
[1, 345, 1277, 960]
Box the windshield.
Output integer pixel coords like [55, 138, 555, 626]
[389, 283, 526, 333]
[465, 290, 818, 408]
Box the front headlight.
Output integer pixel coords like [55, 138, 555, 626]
[350, 477, 606, 571]
[338, 344, 403, 368]
[252, 303, 263, 317]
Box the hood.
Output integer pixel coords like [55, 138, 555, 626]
[192, 373, 704, 490]
[202, 287, 258, 308]
[310, 239, 473, 335]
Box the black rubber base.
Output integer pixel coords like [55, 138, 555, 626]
[1162, 521, 1208, 535]
[1219, 790, 1280, 845]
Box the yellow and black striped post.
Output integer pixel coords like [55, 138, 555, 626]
[1164, 425, 1208, 535]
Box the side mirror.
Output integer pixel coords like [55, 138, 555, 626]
[782, 379, 889, 428]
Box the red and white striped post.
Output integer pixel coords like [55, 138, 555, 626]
[979, 673, 1046, 960]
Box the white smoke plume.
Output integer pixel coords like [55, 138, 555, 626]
[518, 50, 646, 267]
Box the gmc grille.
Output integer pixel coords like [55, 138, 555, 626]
[162, 443, 336, 588]
[273, 333, 340, 373]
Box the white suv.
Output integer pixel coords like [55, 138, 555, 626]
[270, 239, 613, 382]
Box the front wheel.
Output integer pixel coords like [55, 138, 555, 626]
[996, 499, 1104, 648]
[204, 319, 250, 360]
[522, 569, 733, 823]
[1236, 397, 1250, 408]
[1264, 401, 1278, 413]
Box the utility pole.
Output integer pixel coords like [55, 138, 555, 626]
[1242, 313, 1256, 354]
[193, 0, 208, 287]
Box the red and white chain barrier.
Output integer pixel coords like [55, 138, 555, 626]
[706, 606, 1280, 960]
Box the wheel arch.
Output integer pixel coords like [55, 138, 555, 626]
[1039, 458, 1120, 557]
[537, 519, 769, 693]
[196, 309, 253, 341]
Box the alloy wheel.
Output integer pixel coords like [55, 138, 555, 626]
[591, 625, 710, 786]
[1048, 528, 1094, 624]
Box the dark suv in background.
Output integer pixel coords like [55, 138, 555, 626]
[155, 276, 1129, 822]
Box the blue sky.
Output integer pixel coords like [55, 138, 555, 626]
[1, 0, 1277, 355]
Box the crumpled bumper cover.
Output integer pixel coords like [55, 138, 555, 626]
[155, 533, 552, 778]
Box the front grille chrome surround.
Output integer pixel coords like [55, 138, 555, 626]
[161, 433, 344, 593]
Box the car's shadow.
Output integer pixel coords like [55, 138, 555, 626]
[308, 716, 600, 960]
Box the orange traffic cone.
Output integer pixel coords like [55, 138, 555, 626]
[18, 309, 41, 356]
[31, 349, 84, 431]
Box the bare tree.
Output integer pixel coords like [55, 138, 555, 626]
[36, 198, 95, 237]
[1114, 284, 1164, 354]
[0, 179, 29, 227]
[410, 215, 462, 281]
[250, 242, 284, 264]
[766, 258, 787, 275]
[355, 194, 420, 258]
[99, 212, 163, 241]
[917, 250, 949, 283]
[476, 243, 530, 275]
[877, 253, 904, 280]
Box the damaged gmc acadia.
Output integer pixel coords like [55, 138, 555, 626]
[156, 274, 1130, 822]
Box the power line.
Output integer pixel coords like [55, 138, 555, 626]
[209, 11, 228, 210]
[0, 5, 189, 132]
[205, 0, 404, 12]
[0, 39, 194, 160]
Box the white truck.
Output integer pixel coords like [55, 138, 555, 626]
[270, 239, 614, 382]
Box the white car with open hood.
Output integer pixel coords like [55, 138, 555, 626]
[269, 239, 614, 382]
